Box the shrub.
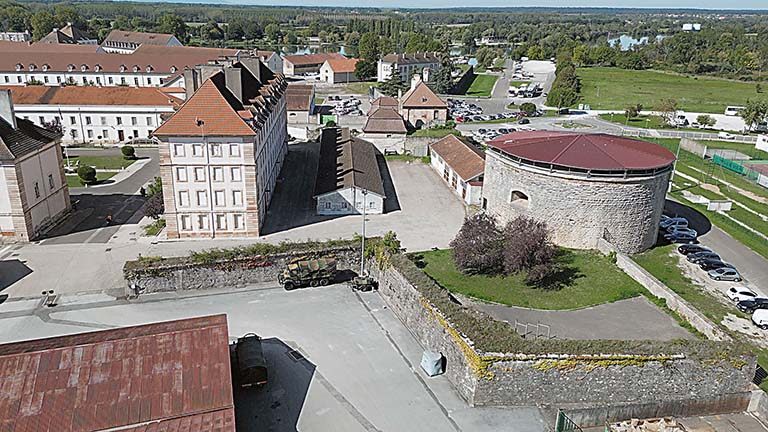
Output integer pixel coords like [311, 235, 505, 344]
[144, 193, 165, 219]
[77, 165, 97, 185]
[520, 102, 537, 116]
[146, 176, 162, 198]
[121, 145, 136, 160]
[450, 213, 504, 274]
[501, 217, 559, 285]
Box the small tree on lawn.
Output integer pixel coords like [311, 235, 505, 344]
[520, 102, 537, 116]
[450, 213, 504, 275]
[657, 98, 679, 127]
[77, 165, 97, 185]
[501, 216, 560, 286]
[624, 104, 639, 121]
[696, 114, 717, 128]
[121, 145, 136, 160]
[144, 193, 165, 219]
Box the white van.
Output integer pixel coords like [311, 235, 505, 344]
[725, 106, 745, 116]
[753, 309, 768, 330]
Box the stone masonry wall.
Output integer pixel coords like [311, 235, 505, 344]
[366, 260, 479, 404]
[370, 255, 755, 418]
[124, 246, 360, 296]
[483, 150, 670, 254]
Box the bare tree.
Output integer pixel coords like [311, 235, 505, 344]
[501, 216, 560, 285]
[657, 98, 678, 127]
[450, 213, 504, 274]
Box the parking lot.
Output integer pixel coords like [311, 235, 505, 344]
[262, 141, 467, 251]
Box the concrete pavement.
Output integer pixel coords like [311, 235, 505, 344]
[0, 282, 548, 431]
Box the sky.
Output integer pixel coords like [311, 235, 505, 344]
[157, 0, 768, 9]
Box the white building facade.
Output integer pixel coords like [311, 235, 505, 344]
[0, 90, 70, 242]
[428, 135, 484, 206]
[377, 52, 441, 82]
[154, 59, 288, 238]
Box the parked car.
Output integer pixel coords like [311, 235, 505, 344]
[727, 287, 758, 303]
[738, 298, 768, 313]
[687, 251, 720, 263]
[698, 259, 734, 271]
[660, 217, 688, 230]
[718, 132, 736, 140]
[518, 118, 530, 124]
[677, 244, 710, 255]
[664, 231, 698, 243]
[752, 309, 768, 330]
[708, 267, 742, 282]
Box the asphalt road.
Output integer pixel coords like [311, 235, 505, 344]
[40, 147, 159, 245]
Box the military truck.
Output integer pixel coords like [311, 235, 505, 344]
[230, 333, 267, 389]
[278, 257, 337, 290]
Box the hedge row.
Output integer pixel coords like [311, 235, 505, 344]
[389, 253, 750, 361]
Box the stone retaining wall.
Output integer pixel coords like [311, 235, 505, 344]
[123, 246, 360, 296]
[369, 255, 754, 421]
[597, 238, 730, 342]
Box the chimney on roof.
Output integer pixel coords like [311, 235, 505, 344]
[0, 90, 17, 130]
[183, 68, 199, 100]
[410, 73, 422, 91]
[224, 67, 244, 104]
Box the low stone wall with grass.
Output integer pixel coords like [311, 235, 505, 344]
[597, 238, 731, 342]
[123, 241, 361, 296]
[369, 252, 755, 424]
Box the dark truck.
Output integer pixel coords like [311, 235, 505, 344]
[231, 333, 268, 388]
[278, 257, 337, 290]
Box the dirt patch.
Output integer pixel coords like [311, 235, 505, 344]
[722, 313, 768, 347]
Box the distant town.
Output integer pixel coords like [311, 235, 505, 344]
[0, 2, 768, 432]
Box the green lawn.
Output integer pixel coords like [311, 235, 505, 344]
[66, 172, 116, 188]
[344, 81, 376, 95]
[599, 113, 735, 133]
[67, 155, 136, 170]
[578, 67, 764, 113]
[410, 128, 461, 138]
[143, 218, 166, 236]
[509, 81, 531, 88]
[415, 248, 646, 310]
[465, 74, 499, 98]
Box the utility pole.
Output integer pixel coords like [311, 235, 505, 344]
[360, 189, 368, 276]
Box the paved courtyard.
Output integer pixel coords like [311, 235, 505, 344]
[0, 283, 547, 432]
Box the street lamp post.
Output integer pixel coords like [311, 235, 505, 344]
[360, 189, 368, 276]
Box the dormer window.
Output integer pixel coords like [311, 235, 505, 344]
[15, 63, 22, 72]
[67, 64, 75, 72]
[80, 65, 88, 72]
[170, 66, 177, 73]
[42, 64, 49, 71]
[28, 64, 36, 71]
[132, 65, 139, 73]
[145, 65, 153, 73]
[421, 96, 427, 102]
[119, 65, 126, 73]
[94, 65, 101, 72]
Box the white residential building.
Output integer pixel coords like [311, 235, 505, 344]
[0, 89, 70, 242]
[314, 128, 385, 215]
[377, 52, 441, 82]
[0, 44, 240, 89]
[0, 31, 30, 43]
[153, 58, 288, 238]
[2, 85, 181, 145]
[429, 134, 485, 206]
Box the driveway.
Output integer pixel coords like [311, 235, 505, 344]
[40, 147, 159, 245]
[458, 295, 695, 341]
[0, 283, 547, 432]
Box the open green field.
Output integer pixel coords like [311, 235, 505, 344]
[599, 113, 732, 133]
[66, 155, 136, 170]
[66, 172, 116, 188]
[344, 81, 376, 95]
[410, 128, 461, 138]
[415, 248, 646, 310]
[465, 74, 499, 98]
[578, 67, 763, 113]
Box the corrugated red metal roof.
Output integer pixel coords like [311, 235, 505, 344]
[0, 315, 235, 432]
[487, 131, 675, 171]
[744, 163, 768, 176]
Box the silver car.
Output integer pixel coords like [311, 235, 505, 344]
[708, 267, 742, 282]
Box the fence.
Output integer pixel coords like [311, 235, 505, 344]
[555, 410, 584, 432]
[622, 128, 758, 144]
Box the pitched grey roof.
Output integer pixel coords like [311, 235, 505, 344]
[0, 117, 60, 161]
[381, 52, 441, 65]
[315, 128, 385, 198]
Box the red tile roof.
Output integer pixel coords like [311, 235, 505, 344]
[363, 107, 407, 134]
[104, 30, 177, 46]
[0, 85, 183, 106]
[285, 84, 314, 111]
[401, 81, 447, 109]
[283, 52, 346, 67]
[0, 315, 235, 432]
[324, 58, 359, 73]
[430, 134, 485, 180]
[0, 40, 99, 53]
[487, 131, 676, 171]
[0, 45, 238, 74]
